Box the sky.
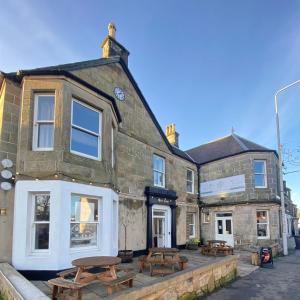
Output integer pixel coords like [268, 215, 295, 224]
[1, 0, 300, 204]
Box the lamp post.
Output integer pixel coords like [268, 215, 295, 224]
[275, 79, 300, 256]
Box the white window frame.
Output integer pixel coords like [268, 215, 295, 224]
[254, 160, 267, 188]
[30, 193, 51, 253]
[33, 94, 55, 151]
[186, 169, 194, 194]
[257, 210, 270, 239]
[70, 99, 102, 160]
[70, 194, 101, 250]
[153, 154, 165, 188]
[202, 212, 211, 223]
[187, 212, 196, 238]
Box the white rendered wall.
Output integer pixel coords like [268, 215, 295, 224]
[12, 180, 118, 270]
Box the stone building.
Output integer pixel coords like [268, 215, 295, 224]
[186, 133, 283, 249]
[0, 23, 296, 273]
[0, 24, 199, 272]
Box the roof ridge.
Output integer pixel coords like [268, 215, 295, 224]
[231, 133, 248, 151]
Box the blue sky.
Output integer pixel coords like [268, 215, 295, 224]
[1, 0, 300, 204]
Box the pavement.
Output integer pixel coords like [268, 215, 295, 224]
[204, 249, 300, 300]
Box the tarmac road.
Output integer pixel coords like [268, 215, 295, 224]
[204, 250, 300, 300]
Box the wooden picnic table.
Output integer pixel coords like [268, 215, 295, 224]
[201, 240, 233, 256]
[49, 256, 135, 299]
[207, 240, 227, 247]
[145, 248, 182, 276]
[72, 256, 121, 284]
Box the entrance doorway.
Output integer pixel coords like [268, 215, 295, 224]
[215, 212, 234, 247]
[152, 205, 171, 247]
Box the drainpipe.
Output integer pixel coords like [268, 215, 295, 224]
[197, 164, 204, 241]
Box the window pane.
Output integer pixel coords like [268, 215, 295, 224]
[70, 223, 97, 248]
[255, 174, 265, 187]
[257, 211, 268, 223]
[35, 223, 49, 249]
[71, 195, 98, 222]
[154, 171, 164, 186]
[153, 155, 164, 172]
[37, 96, 54, 121]
[34, 195, 50, 221]
[189, 224, 194, 236]
[225, 219, 232, 234]
[71, 128, 98, 158]
[187, 170, 193, 181]
[38, 124, 54, 148]
[187, 181, 193, 193]
[254, 161, 265, 173]
[72, 101, 99, 133]
[257, 224, 268, 237]
[218, 220, 223, 234]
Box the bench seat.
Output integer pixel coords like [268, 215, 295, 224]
[102, 272, 135, 295]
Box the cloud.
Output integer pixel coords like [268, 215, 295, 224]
[0, 0, 81, 71]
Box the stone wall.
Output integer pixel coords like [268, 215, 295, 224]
[0, 263, 49, 300]
[16, 76, 118, 188]
[200, 151, 279, 205]
[201, 203, 281, 248]
[109, 256, 237, 300]
[72, 63, 200, 250]
[0, 79, 21, 263]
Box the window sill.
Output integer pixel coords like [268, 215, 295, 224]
[255, 186, 268, 189]
[70, 150, 101, 161]
[32, 148, 54, 151]
[257, 237, 270, 240]
[70, 245, 100, 253]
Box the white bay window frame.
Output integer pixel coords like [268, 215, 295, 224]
[31, 193, 51, 253]
[70, 99, 102, 160]
[33, 94, 55, 151]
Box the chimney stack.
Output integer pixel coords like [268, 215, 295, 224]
[166, 124, 179, 148]
[101, 22, 130, 66]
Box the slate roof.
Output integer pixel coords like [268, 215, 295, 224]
[1, 56, 195, 163]
[186, 134, 276, 165]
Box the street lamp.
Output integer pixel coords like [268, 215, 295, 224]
[275, 79, 300, 256]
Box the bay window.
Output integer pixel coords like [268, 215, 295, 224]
[33, 94, 55, 150]
[32, 193, 50, 250]
[153, 154, 165, 187]
[253, 160, 267, 188]
[70, 194, 100, 248]
[257, 210, 269, 238]
[71, 99, 101, 160]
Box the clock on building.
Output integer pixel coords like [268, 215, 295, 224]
[114, 87, 125, 101]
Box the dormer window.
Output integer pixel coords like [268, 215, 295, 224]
[71, 99, 102, 160]
[33, 94, 55, 151]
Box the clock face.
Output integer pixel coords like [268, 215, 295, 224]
[114, 87, 125, 101]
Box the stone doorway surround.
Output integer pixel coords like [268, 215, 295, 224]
[145, 186, 177, 249]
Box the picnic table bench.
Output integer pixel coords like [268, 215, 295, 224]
[201, 240, 234, 256]
[138, 248, 188, 276]
[48, 256, 135, 299]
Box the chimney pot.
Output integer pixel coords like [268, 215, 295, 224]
[108, 22, 116, 39]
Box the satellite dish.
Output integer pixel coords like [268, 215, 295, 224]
[1, 170, 12, 179]
[1, 159, 13, 168]
[0, 182, 12, 191]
